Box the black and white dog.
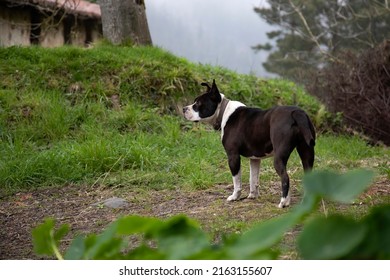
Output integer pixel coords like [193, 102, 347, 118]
[183, 80, 315, 208]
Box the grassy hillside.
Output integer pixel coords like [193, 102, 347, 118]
[0, 45, 321, 111]
[0, 45, 388, 197]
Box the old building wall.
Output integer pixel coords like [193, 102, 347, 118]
[0, 5, 31, 46]
[67, 18, 102, 46]
[39, 22, 65, 47]
[70, 20, 87, 46]
[0, 1, 102, 48]
[89, 22, 101, 45]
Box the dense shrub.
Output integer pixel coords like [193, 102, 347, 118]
[308, 40, 390, 145]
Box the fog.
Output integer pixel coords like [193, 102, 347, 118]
[145, 0, 273, 77]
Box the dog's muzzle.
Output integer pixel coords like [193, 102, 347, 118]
[183, 106, 191, 120]
[183, 105, 201, 122]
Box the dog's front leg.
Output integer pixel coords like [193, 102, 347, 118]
[227, 153, 242, 201]
[248, 159, 260, 199]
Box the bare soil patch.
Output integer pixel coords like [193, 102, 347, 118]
[1, 178, 389, 259]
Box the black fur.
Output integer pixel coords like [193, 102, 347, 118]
[192, 80, 221, 119]
[222, 105, 315, 201]
[183, 80, 316, 207]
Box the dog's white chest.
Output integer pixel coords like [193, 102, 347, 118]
[220, 100, 245, 139]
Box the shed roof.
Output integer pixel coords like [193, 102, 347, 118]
[3, 0, 101, 18]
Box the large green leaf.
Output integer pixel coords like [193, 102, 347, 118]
[303, 169, 374, 203]
[116, 215, 164, 237]
[32, 218, 69, 259]
[125, 244, 165, 260]
[64, 235, 85, 260]
[83, 221, 120, 259]
[225, 191, 318, 259]
[347, 205, 390, 259]
[226, 211, 299, 259]
[154, 216, 210, 259]
[117, 215, 210, 259]
[364, 205, 390, 258]
[298, 215, 367, 259]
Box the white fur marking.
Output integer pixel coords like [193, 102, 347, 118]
[220, 98, 246, 139]
[278, 193, 291, 208]
[249, 151, 274, 160]
[183, 103, 201, 121]
[248, 159, 260, 199]
[227, 169, 242, 201]
[184, 101, 221, 124]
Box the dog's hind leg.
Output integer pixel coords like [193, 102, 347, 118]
[248, 159, 260, 199]
[297, 142, 315, 172]
[273, 150, 293, 208]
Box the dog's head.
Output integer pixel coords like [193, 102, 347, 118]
[183, 79, 222, 122]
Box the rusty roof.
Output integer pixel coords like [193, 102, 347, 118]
[3, 0, 101, 18]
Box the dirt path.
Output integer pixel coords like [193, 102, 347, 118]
[1, 177, 389, 259]
[0, 183, 286, 259]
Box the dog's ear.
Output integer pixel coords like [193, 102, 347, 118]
[210, 79, 221, 102]
[201, 82, 211, 91]
[211, 79, 219, 94]
[211, 79, 218, 91]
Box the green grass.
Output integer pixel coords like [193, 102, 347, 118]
[0, 45, 389, 197]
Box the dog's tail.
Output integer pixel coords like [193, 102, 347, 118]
[292, 110, 316, 147]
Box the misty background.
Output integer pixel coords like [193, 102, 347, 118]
[145, 0, 273, 77]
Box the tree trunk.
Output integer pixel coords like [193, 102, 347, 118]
[99, 0, 152, 45]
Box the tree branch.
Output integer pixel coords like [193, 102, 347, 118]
[287, 0, 341, 63]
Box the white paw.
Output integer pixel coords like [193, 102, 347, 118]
[247, 192, 259, 199]
[278, 196, 291, 208]
[227, 192, 241, 201]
